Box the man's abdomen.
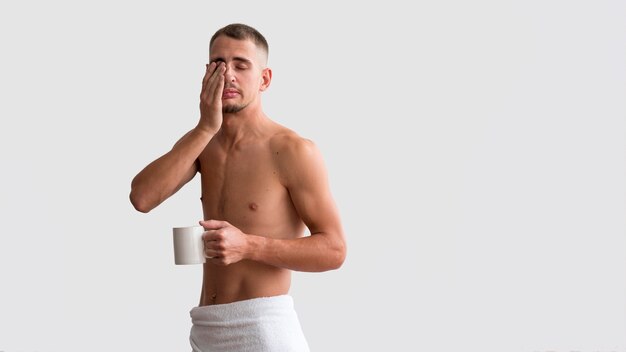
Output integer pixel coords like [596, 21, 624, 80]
[200, 260, 292, 306]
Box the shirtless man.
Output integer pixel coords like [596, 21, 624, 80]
[129, 23, 346, 351]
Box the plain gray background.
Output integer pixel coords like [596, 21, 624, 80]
[1, 1, 624, 351]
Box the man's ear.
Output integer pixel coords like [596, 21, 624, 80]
[260, 67, 272, 92]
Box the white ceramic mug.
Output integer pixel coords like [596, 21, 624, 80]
[172, 226, 206, 265]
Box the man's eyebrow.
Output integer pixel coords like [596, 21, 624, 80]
[233, 57, 252, 64]
[209, 57, 252, 64]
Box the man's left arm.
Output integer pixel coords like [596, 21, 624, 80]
[201, 138, 346, 272]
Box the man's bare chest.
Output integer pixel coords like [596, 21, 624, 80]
[197, 143, 287, 220]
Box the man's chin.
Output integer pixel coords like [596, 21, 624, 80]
[223, 103, 246, 114]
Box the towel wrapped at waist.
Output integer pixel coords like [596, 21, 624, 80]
[189, 295, 310, 352]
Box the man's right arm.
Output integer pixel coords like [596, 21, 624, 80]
[129, 61, 226, 213]
[129, 127, 215, 213]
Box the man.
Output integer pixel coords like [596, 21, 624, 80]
[129, 23, 346, 351]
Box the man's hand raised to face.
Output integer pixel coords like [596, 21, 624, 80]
[198, 61, 226, 133]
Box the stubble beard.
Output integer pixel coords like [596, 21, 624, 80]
[222, 104, 246, 114]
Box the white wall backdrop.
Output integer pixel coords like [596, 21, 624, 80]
[0, 1, 624, 351]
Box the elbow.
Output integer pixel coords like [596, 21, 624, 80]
[329, 240, 347, 270]
[129, 189, 153, 213]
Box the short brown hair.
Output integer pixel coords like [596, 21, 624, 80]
[210, 23, 269, 56]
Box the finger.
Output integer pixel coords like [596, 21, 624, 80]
[201, 62, 218, 96]
[202, 229, 218, 241]
[201, 64, 210, 93]
[203, 231, 226, 243]
[199, 219, 228, 230]
[204, 63, 226, 99]
[203, 237, 224, 250]
[212, 72, 225, 102]
[204, 248, 220, 258]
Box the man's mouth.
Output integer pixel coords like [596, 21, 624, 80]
[222, 88, 240, 99]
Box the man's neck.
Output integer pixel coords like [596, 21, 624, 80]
[218, 105, 270, 145]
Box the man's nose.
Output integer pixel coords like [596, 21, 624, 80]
[224, 64, 235, 82]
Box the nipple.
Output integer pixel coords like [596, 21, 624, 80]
[248, 202, 258, 211]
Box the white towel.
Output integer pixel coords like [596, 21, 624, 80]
[189, 295, 310, 352]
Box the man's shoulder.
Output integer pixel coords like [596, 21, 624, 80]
[268, 127, 317, 160]
[268, 128, 323, 187]
[264, 124, 322, 179]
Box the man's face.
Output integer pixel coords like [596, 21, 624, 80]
[209, 36, 268, 114]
